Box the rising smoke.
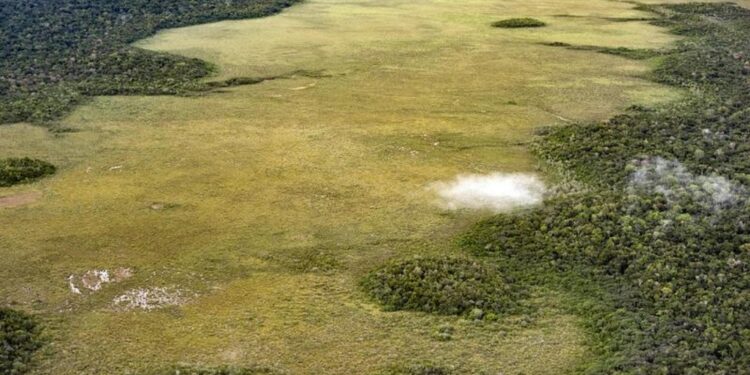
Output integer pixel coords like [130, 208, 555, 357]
[431, 173, 546, 213]
[628, 157, 746, 213]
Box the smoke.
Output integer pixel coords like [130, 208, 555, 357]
[628, 157, 745, 213]
[431, 173, 546, 213]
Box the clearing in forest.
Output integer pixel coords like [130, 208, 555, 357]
[0, 0, 700, 373]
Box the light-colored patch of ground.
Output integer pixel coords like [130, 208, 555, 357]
[112, 287, 188, 311]
[68, 268, 133, 294]
[0, 0, 730, 373]
[0, 191, 42, 208]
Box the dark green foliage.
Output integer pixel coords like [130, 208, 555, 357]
[161, 365, 276, 375]
[602, 17, 655, 23]
[362, 257, 526, 316]
[542, 42, 662, 60]
[0, 308, 44, 375]
[0, 0, 300, 124]
[0, 158, 56, 187]
[201, 70, 331, 91]
[463, 3, 750, 373]
[491, 18, 546, 28]
[463, 188, 750, 373]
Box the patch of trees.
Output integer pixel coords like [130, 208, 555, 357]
[0, 0, 300, 124]
[0, 158, 56, 187]
[0, 308, 43, 375]
[462, 3, 750, 373]
[362, 257, 526, 318]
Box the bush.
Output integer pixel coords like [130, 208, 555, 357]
[492, 18, 546, 28]
[0, 308, 44, 375]
[0, 158, 56, 187]
[362, 257, 525, 316]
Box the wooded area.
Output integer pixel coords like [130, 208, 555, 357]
[0, 0, 298, 124]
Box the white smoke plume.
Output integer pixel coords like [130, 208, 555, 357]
[431, 173, 546, 213]
[628, 157, 745, 213]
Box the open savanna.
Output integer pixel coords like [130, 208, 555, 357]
[0, 0, 710, 373]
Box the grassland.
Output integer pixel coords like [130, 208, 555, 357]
[0, 0, 727, 373]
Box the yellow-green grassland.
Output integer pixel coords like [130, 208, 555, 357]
[2, 0, 744, 373]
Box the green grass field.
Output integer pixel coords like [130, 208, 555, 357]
[0, 0, 731, 373]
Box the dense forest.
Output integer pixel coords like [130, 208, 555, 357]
[0, 0, 299, 124]
[460, 3, 750, 373]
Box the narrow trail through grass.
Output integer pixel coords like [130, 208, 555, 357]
[0, 0, 727, 373]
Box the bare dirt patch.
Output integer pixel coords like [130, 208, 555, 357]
[68, 268, 133, 294]
[0, 191, 42, 208]
[112, 287, 189, 311]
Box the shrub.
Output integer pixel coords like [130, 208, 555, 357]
[0, 158, 56, 187]
[0, 308, 44, 375]
[362, 257, 525, 316]
[492, 18, 546, 28]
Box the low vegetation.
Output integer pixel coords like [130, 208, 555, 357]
[0, 0, 300, 124]
[542, 42, 662, 60]
[463, 3, 750, 373]
[491, 18, 546, 28]
[160, 365, 276, 375]
[0, 158, 56, 187]
[0, 308, 43, 375]
[378, 364, 454, 375]
[362, 257, 526, 317]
